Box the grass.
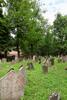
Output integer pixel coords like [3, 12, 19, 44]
[0, 59, 67, 100]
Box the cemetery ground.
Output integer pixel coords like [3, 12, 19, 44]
[0, 59, 67, 100]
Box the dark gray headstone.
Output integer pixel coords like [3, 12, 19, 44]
[50, 57, 54, 65]
[49, 92, 60, 100]
[27, 62, 34, 70]
[42, 63, 48, 73]
[38, 56, 41, 64]
[58, 57, 62, 63]
[64, 67, 67, 70]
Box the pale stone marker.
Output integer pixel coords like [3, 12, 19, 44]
[33, 55, 36, 61]
[2, 58, 6, 62]
[0, 59, 1, 63]
[0, 67, 26, 100]
[45, 58, 51, 67]
[33, 55, 38, 62]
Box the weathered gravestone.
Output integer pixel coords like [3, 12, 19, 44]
[64, 67, 67, 70]
[0, 59, 1, 63]
[57, 56, 63, 63]
[2, 58, 6, 62]
[11, 60, 17, 65]
[38, 56, 41, 64]
[0, 67, 26, 100]
[46, 58, 51, 67]
[62, 55, 67, 62]
[27, 62, 34, 70]
[42, 63, 48, 74]
[33, 55, 36, 62]
[33, 55, 39, 62]
[49, 92, 60, 100]
[49, 57, 54, 66]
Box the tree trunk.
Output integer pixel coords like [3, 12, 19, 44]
[4, 50, 7, 58]
[16, 43, 20, 58]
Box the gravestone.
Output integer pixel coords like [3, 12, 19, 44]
[46, 58, 51, 67]
[7, 56, 15, 62]
[38, 56, 41, 64]
[27, 62, 34, 70]
[0, 67, 26, 100]
[11, 60, 16, 65]
[42, 63, 48, 73]
[62, 55, 67, 62]
[64, 67, 67, 70]
[2, 58, 6, 62]
[58, 57, 62, 63]
[33, 55, 39, 62]
[49, 92, 60, 100]
[33, 55, 36, 62]
[50, 57, 54, 66]
[0, 59, 1, 63]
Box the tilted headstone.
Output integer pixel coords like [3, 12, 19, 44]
[27, 62, 34, 70]
[49, 92, 60, 100]
[0, 67, 26, 100]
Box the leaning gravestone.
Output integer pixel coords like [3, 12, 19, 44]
[49, 92, 60, 100]
[0, 67, 26, 100]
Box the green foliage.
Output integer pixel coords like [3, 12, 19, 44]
[7, 0, 47, 56]
[0, 8, 11, 54]
[22, 61, 67, 100]
[0, 60, 67, 100]
[53, 13, 67, 55]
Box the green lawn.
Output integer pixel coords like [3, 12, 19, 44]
[0, 60, 67, 100]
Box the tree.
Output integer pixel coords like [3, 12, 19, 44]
[7, 0, 47, 57]
[53, 13, 67, 55]
[0, 1, 11, 57]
